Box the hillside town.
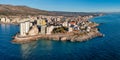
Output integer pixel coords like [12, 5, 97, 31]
[0, 15, 102, 43]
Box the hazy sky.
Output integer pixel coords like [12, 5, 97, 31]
[0, 0, 120, 12]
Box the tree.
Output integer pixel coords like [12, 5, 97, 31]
[52, 27, 68, 33]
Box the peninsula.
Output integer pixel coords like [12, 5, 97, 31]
[0, 4, 103, 43]
[12, 15, 103, 43]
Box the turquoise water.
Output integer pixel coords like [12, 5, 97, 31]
[0, 14, 120, 60]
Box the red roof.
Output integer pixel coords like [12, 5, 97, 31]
[69, 21, 76, 25]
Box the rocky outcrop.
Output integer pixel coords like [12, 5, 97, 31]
[61, 37, 67, 41]
[12, 30, 103, 44]
[28, 25, 39, 36]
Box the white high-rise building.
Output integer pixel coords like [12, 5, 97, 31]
[25, 21, 30, 33]
[37, 19, 42, 26]
[20, 21, 31, 36]
[41, 25, 46, 34]
[20, 23, 26, 36]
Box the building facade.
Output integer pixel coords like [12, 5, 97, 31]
[25, 21, 30, 33]
[40, 25, 46, 34]
[20, 21, 31, 36]
[20, 22, 26, 36]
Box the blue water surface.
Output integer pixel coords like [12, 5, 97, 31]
[0, 14, 120, 60]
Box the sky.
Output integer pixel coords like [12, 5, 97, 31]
[0, 0, 120, 12]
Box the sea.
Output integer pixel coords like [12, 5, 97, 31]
[0, 14, 120, 60]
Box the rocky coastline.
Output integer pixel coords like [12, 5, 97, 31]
[12, 31, 103, 44]
[12, 24, 103, 44]
[11, 16, 104, 44]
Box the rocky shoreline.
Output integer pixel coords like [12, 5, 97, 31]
[12, 20, 104, 44]
[12, 28, 103, 44]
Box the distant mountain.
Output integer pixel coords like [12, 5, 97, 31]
[0, 4, 55, 16]
[0, 4, 102, 16]
[51, 11, 103, 16]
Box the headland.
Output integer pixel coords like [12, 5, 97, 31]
[11, 15, 103, 44]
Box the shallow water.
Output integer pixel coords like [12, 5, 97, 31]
[0, 14, 120, 60]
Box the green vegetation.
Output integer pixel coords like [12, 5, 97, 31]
[52, 27, 68, 33]
[73, 32, 88, 36]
